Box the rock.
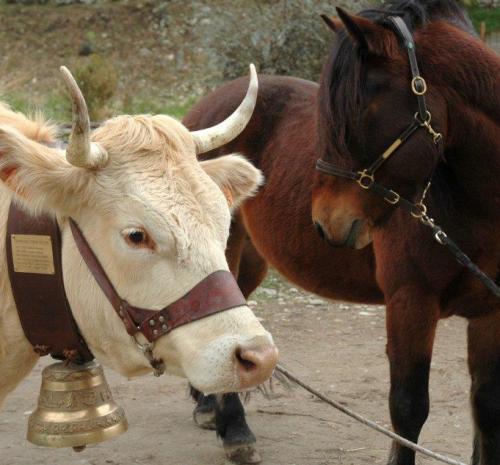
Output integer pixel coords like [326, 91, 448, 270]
[259, 287, 277, 297]
[308, 298, 325, 306]
[78, 42, 94, 56]
[139, 47, 153, 57]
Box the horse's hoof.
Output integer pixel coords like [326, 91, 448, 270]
[193, 407, 216, 430]
[224, 443, 262, 464]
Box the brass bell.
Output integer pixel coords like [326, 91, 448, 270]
[27, 361, 128, 451]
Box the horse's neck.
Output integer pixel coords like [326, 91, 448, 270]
[422, 21, 500, 120]
[433, 31, 500, 217]
[446, 99, 498, 198]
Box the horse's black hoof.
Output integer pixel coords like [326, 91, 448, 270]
[224, 443, 262, 464]
[193, 406, 216, 430]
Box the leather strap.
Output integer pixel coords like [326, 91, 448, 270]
[69, 219, 247, 343]
[365, 120, 421, 175]
[388, 16, 428, 121]
[6, 203, 93, 363]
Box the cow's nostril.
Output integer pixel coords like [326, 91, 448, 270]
[235, 347, 258, 372]
[314, 222, 325, 240]
[235, 337, 278, 389]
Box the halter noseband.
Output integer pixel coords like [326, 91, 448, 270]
[316, 16, 442, 217]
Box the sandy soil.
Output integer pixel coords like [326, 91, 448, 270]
[1, 272, 472, 465]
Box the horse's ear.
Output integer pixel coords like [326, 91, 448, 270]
[320, 14, 342, 33]
[336, 7, 393, 55]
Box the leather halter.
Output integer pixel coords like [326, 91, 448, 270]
[316, 16, 442, 211]
[69, 219, 246, 344]
[315, 16, 500, 298]
[69, 218, 247, 374]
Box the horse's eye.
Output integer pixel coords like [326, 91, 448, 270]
[122, 228, 154, 250]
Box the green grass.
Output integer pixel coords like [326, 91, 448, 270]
[121, 95, 197, 120]
[468, 5, 500, 33]
[2, 92, 197, 123]
[2, 91, 69, 122]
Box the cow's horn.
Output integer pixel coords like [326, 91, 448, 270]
[60, 66, 108, 168]
[191, 64, 258, 155]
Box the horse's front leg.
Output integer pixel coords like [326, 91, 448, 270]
[191, 388, 260, 464]
[468, 312, 500, 465]
[385, 288, 439, 465]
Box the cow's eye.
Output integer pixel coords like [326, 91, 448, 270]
[129, 230, 145, 244]
[122, 228, 155, 250]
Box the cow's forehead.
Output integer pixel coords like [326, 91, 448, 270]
[92, 114, 206, 204]
[92, 114, 195, 164]
[90, 114, 230, 247]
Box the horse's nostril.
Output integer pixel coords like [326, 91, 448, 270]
[314, 222, 326, 240]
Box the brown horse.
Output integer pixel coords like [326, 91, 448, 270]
[312, 1, 500, 465]
[183, 1, 499, 464]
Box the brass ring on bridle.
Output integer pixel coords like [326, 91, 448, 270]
[356, 170, 375, 190]
[410, 202, 428, 219]
[411, 76, 427, 95]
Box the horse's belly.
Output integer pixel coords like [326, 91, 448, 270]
[241, 190, 383, 304]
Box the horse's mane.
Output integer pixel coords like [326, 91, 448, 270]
[361, 0, 472, 31]
[318, 0, 473, 162]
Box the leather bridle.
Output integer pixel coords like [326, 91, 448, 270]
[69, 219, 247, 375]
[316, 16, 442, 219]
[315, 16, 500, 298]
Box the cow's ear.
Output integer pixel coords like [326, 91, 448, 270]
[200, 154, 264, 211]
[0, 124, 93, 214]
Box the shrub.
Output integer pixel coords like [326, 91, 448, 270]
[73, 54, 118, 120]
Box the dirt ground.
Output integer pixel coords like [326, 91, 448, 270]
[1, 271, 472, 465]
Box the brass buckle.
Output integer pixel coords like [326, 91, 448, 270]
[434, 229, 448, 245]
[384, 190, 400, 205]
[411, 76, 427, 95]
[356, 170, 375, 190]
[411, 202, 427, 219]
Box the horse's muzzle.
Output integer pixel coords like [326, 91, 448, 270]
[314, 217, 372, 249]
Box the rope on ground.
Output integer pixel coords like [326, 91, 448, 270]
[275, 364, 467, 465]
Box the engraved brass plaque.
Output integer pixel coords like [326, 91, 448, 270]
[11, 234, 55, 275]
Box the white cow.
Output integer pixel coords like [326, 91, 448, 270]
[0, 65, 278, 409]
